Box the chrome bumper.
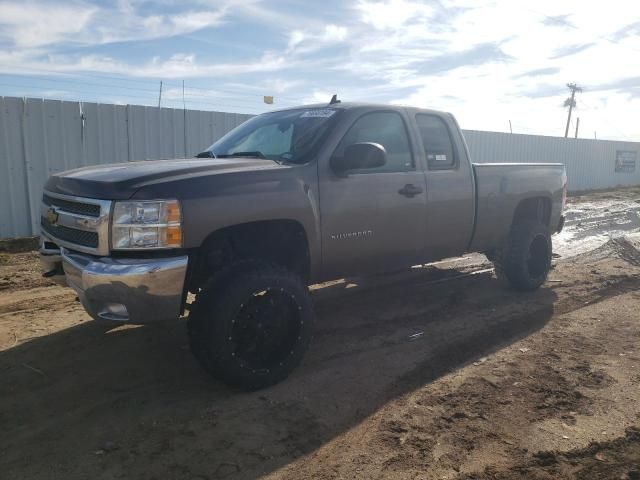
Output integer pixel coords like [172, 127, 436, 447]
[40, 237, 188, 323]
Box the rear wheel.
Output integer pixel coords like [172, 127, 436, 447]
[493, 220, 552, 291]
[188, 261, 314, 390]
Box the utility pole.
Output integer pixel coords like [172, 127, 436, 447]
[574, 117, 580, 138]
[509, 120, 513, 134]
[158, 80, 163, 108]
[564, 83, 582, 138]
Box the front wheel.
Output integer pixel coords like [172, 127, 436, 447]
[188, 262, 314, 390]
[493, 220, 552, 291]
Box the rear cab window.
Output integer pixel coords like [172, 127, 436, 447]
[415, 114, 457, 170]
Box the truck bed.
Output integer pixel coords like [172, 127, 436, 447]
[469, 162, 566, 252]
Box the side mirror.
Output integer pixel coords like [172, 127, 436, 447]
[331, 142, 387, 174]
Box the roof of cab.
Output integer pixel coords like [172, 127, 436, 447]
[270, 101, 451, 117]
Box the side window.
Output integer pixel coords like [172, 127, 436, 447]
[334, 111, 413, 172]
[416, 114, 456, 170]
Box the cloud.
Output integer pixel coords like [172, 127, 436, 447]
[415, 43, 512, 75]
[542, 14, 573, 28]
[588, 76, 640, 95]
[288, 31, 305, 50]
[322, 25, 348, 43]
[517, 67, 561, 78]
[286, 24, 348, 54]
[0, 2, 96, 48]
[519, 83, 567, 99]
[611, 21, 640, 41]
[628, 87, 640, 99]
[0, 0, 228, 49]
[550, 43, 596, 59]
[356, 0, 434, 30]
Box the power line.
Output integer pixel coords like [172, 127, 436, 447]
[0, 72, 163, 93]
[0, 64, 169, 86]
[0, 82, 271, 113]
[0, 71, 304, 108]
[0, 63, 310, 103]
[0, 74, 301, 109]
[164, 80, 310, 103]
[0, 81, 154, 102]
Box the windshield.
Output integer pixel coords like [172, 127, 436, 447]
[203, 108, 341, 164]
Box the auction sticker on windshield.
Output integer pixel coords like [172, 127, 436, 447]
[300, 109, 336, 118]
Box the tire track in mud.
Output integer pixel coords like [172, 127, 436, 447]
[268, 289, 640, 480]
[457, 427, 640, 480]
[305, 257, 639, 371]
[0, 288, 76, 316]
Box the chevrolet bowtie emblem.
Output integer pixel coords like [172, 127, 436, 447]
[46, 207, 59, 225]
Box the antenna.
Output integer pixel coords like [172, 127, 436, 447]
[329, 94, 341, 105]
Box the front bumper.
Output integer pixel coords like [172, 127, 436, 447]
[40, 237, 188, 323]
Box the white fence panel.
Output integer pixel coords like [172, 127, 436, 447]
[463, 130, 640, 192]
[0, 97, 31, 237]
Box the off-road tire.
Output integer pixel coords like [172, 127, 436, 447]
[188, 261, 314, 390]
[493, 220, 552, 291]
[187, 261, 258, 373]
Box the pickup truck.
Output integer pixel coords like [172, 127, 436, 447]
[40, 101, 567, 390]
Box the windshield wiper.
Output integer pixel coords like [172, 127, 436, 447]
[195, 151, 216, 158]
[211, 150, 283, 165]
[217, 151, 283, 165]
[226, 151, 266, 159]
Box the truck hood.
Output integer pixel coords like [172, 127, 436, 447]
[44, 158, 285, 199]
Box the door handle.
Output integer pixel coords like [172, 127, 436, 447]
[398, 184, 424, 198]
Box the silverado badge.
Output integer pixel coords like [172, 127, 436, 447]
[46, 207, 59, 225]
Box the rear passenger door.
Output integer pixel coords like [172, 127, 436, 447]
[414, 113, 475, 261]
[319, 110, 428, 279]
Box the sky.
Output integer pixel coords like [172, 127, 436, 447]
[0, 0, 639, 141]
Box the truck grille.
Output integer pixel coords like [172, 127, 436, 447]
[41, 218, 99, 248]
[40, 192, 112, 255]
[43, 194, 101, 217]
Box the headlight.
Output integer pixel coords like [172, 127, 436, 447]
[111, 200, 182, 249]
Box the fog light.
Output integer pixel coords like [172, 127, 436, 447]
[98, 303, 129, 321]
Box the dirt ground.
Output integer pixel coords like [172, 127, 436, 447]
[1, 188, 639, 480]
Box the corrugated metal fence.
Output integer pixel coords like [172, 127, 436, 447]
[1, 96, 639, 239]
[463, 129, 640, 192]
[0, 97, 252, 238]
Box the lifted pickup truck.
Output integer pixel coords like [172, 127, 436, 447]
[40, 102, 566, 389]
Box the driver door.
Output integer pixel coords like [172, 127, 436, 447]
[319, 110, 427, 279]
